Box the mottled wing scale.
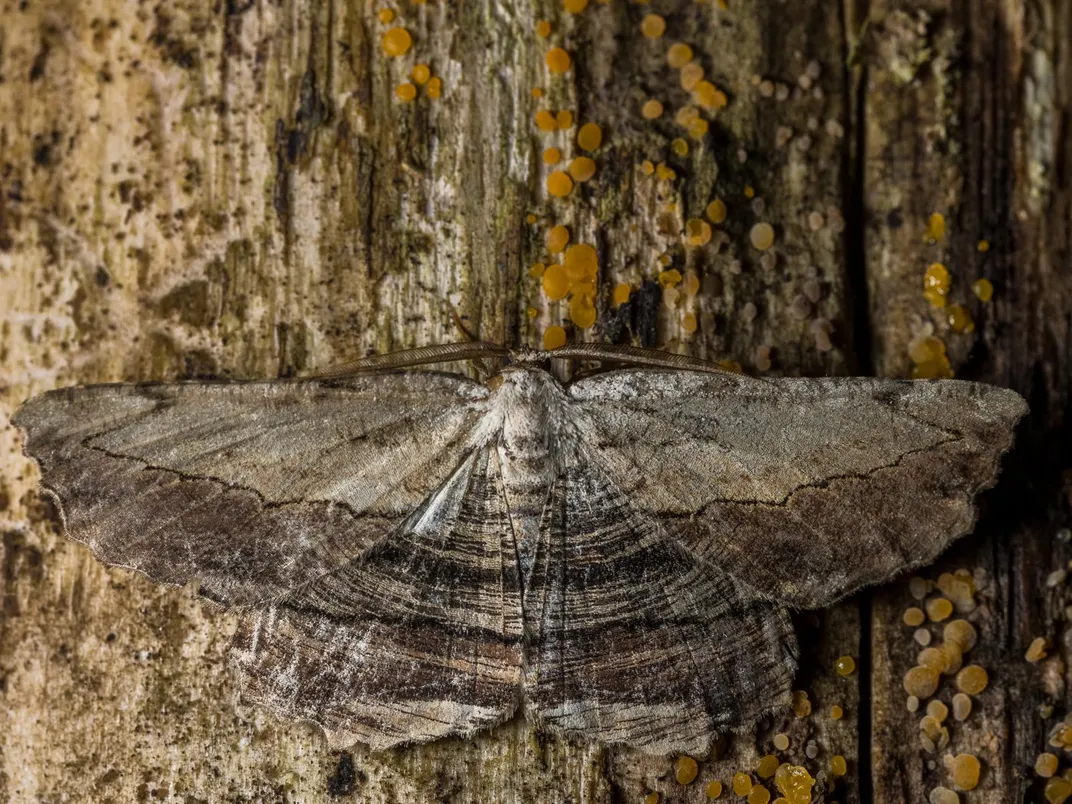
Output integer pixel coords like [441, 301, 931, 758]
[522, 460, 796, 755]
[568, 370, 1028, 608]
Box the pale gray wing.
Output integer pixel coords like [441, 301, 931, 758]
[522, 457, 796, 755]
[567, 369, 1027, 609]
[232, 447, 523, 750]
[13, 373, 490, 606]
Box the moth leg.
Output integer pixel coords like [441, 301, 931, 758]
[304, 342, 510, 379]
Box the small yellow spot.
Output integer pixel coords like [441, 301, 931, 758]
[659, 269, 683, 288]
[568, 156, 597, 182]
[773, 765, 815, 802]
[950, 753, 981, 790]
[693, 80, 728, 110]
[563, 0, 588, 12]
[831, 755, 848, 777]
[667, 42, 694, 68]
[676, 755, 699, 785]
[542, 325, 567, 350]
[546, 225, 570, 253]
[773, 733, 790, 751]
[757, 755, 779, 779]
[747, 787, 771, 804]
[977, 238, 990, 252]
[526, 306, 538, 318]
[425, 76, 442, 99]
[1026, 636, 1049, 663]
[643, 793, 659, 804]
[972, 277, 994, 301]
[641, 13, 667, 38]
[546, 171, 574, 198]
[926, 212, 947, 242]
[642, 99, 664, 119]
[952, 692, 972, 721]
[543, 147, 562, 165]
[526, 213, 538, 225]
[674, 105, 699, 127]
[743, 185, 755, 198]
[377, 8, 396, 24]
[577, 122, 603, 151]
[641, 160, 655, 176]
[947, 304, 975, 334]
[732, 773, 753, 796]
[563, 243, 599, 282]
[546, 47, 572, 74]
[535, 110, 558, 131]
[542, 264, 569, 300]
[835, 655, 856, 676]
[528, 262, 546, 278]
[613, 283, 632, 307]
[955, 664, 988, 695]
[1045, 777, 1072, 804]
[943, 619, 977, 651]
[531, 87, 544, 99]
[680, 61, 705, 90]
[1036, 753, 1060, 778]
[569, 294, 597, 329]
[706, 198, 727, 224]
[682, 312, 698, 333]
[830, 704, 844, 720]
[684, 272, 700, 295]
[556, 109, 575, 129]
[671, 137, 689, 156]
[382, 27, 413, 57]
[792, 689, 812, 717]
[903, 607, 926, 627]
[685, 218, 712, 247]
[923, 262, 952, 308]
[411, 64, 431, 85]
[903, 665, 940, 698]
[750, 222, 775, 250]
[536, 19, 552, 37]
[908, 335, 948, 365]
[395, 82, 418, 101]
[687, 117, 709, 139]
[655, 163, 676, 181]
[705, 779, 723, 799]
[926, 597, 954, 622]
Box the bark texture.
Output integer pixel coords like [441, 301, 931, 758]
[0, 0, 1068, 802]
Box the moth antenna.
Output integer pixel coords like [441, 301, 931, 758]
[302, 342, 510, 379]
[542, 342, 772, 382]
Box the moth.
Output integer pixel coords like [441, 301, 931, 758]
[14, 342, 1027, 754]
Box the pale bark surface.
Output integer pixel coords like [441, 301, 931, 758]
[0, 0, 1067, 802]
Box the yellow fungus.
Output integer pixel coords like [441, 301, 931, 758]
[830, 704, 844, 720]
[903, 665, 940, 698]
[676, 755, 699, 785]
[411, 64, 431, 85]
[568, 157, 596, 182]
[1045, 777, 1072, 804]
[546, 47, 572, 74]
[950, 753, 981, 790]
[526, 306, 538, 318]
[531, 87, 544, 98]
[640, 14, 666, 38]
[382, 27, 413, 57]
[395, 82, 418, 102]
[577, 122, 603, 151]
[943, 619, 977, 651]
[732, 773, 753, 796]
[952, 692, 972, 721]
[938, 641, 963, 675]
[546, 225, 570, 253]
[1037, 753, 1060, 778]
[675, 105, 700, 127]
[926, 597, 954, 622]
[977, 238, 990, 252]
[693, 81, 728, 110]
[927, 699, 949, 722]
[556, 110, 574, 129]
[687, 117, 710, 139]
[706, 198, 727, 224]
[792, 689, 812, 717]
[563, 244, 598, 279]
[682, 312, 698, 333]
[685, 218, 712, 247]
[1026, 637, 1048, 663]
[543, 147, 562, 165]
[903, 607, 926, 627]
[536, 19, 552, 37]
[835, 655, 856, 676]
[926, 212, 946, 242]
[908, 335, 948, 365]
[955, 664, 988, 695]
[526, 213, 538, 225]
[644, 792, 660, 804]
[973, 278, 994, 301]
[377, 8, 396, 24]
[757, 755, 779, 779]
[680, 61, 705, 90]
[947, 304, 975, 334]
[528, 262, 546, 278]
[425, 76, 443, 99]
[542, 325, 567, 350]
[542, 265, 569, 300]
[655, 163, 676, 181]
[684, 273, 700, 295]
[918, 647, 947, 672]
[923, 262, 952, 308]
[831, 756, 848, 777]
[546, 171, 574, 198]
[568, 294, 596, 329]
[658, 269, 683, 288]
[744, 185, 755, 198]
[706, 779, 723, 798]
[773, 733, 790, 751]
[641, 160, 655, 175]
[750, 222, 775, 250]
[658, 253, 673, 266]
[747, 787, 771, 804]
[667, 42, 694, 68]
[535, 110, 558, 131]
[773, 765, 815, 803]
[671, 137, 689, 156]
[613, 283, 632, 307]
[642, 99, 664, 119]
[563, 0, 588, 12]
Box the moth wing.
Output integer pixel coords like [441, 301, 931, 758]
[522, 460, 797, 754]
[568, 370, 1026, 608]
[13, 373, 490, 606]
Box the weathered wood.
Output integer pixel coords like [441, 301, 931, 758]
[0, 0, 1064, 801]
